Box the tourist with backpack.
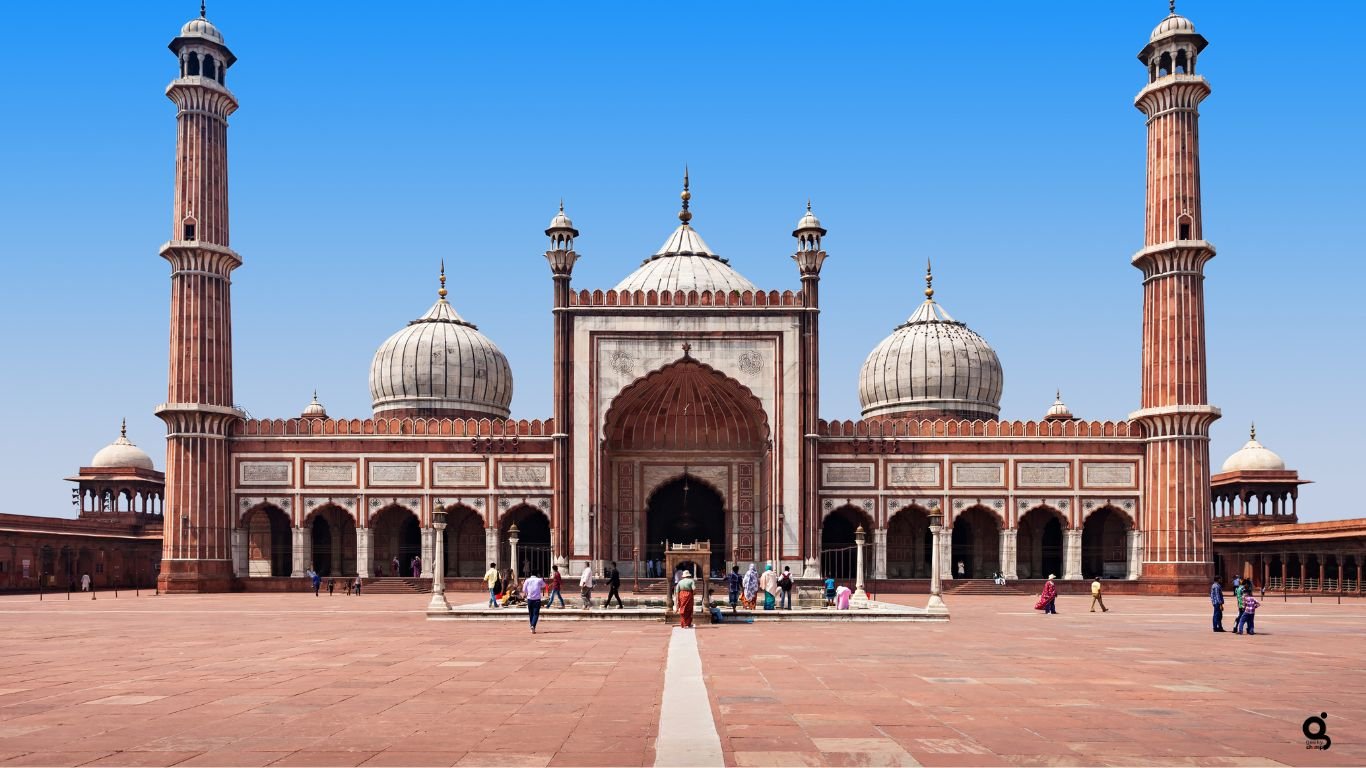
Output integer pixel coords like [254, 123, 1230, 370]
[778, 566, 794, 610]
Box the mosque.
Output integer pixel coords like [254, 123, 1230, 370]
[3, 6, 1362, 596]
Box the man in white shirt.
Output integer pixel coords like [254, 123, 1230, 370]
[522, 571, 547, 633]
[579, 562, 594, 609]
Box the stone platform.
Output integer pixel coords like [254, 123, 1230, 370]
[427, 598, 946, 622]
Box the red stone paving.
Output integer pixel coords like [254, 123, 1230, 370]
[2, 591, 1363, 766]
[699, 594, 1366, 767]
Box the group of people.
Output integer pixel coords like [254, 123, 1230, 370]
[1033, 575, 1111, 614]
[1211, 575, 1260, 635]
[486, 561, 628, 632]
[378, 555, 421, 578]
[304, 569, 363, 595]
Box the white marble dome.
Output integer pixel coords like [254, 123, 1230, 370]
[91, 421, 155, 471]
[859, 276, 1003, 420]
[179, 16, 224, 44]
[369, 289, 513, 420]
[1045, 391, 1073, 420]
[614, 223, 758, 294]
[1150, 12, 1196, 41]
[1221, 426, 1286, 472]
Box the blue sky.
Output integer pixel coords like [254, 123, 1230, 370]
[0, 2, 1361, 522]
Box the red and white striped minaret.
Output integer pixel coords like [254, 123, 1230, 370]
[155, 5, 241, 593]
[1130, 3, 1221, 588]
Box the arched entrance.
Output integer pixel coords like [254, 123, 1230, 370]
[502, 505, 551, 577]
[1017, 507, 1065, 580]
[821, 505, 871, 580]
[244, 504, 292, 577]
[1082, 506, 1132, 579]
[371, 505, 421, 577]
[443, 505, 486, 577]
[603, 357, 770, 572]
[951, 506, 1000, 578]
[886, 506, 932, 578]
[309, 505, 357, 576]
[646, 476, 727, 577]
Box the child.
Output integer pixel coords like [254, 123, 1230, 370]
[824, 576, 836, 607]
[1238, 593, 1259, 636]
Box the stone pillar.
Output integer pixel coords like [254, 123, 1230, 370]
[1126, 530, 1143, 580]
[420, 527, 434, 578]
[508, 524, 521, 577]
[1063, 529, 1083, 580]
[853, 526, 868, 605]
[290, 527, 308, 577]
[927, 515, 947, 614]
[231, 528, 248, 577]
[428, 515, 450, 612]
[873, 527, 887, 580]
[940, 533, 953, 580]
[356, 528, 372, 578]
[485, 527, 499, 570]
[1000, 529, 1018, 580]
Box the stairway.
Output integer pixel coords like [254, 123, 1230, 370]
[945, 579, 1028, 596]
[362, 577, 430, 594]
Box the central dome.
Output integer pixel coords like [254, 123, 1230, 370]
[613, 173, 758, 294]
[91, 420, 155, 471]
[859, 266, 1003, 420]
[369, 270, 513, 420]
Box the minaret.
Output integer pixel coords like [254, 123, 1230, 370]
[155, 5, 242, 593]
[545, 200, 580, 568]
[1130, 3, 1220, 587]
[792, 201, 827, 576]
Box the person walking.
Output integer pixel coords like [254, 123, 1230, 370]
[391, 556, 400, 578]
[579, 562, 594, 609]
[727, 565, 741, 612]
[523, 570, 546, 634]
[1238, 592, 1259, 635]
[345, 578, 353, 596]
[1233, 579, 1249, 634]
[1210, 577, 1225, 631]
[310, 569, 322, 596]
[1034, 574, 1058, 614]
[677, 570, 696, 628]
[411, 555, 422, 578]
[484, 562, 500, 608]
[81, 573, 91, 592]
[742, 563, 760, 610]
[760, 564, 779, 611]
[327, 577, 335, 596]
[956, 560, 966, 578]
[352, 575, 362, 595]
[547, 565, 565, 609]
[779, 566, 794, 610]
[1090, 577, 1109, 613]
[605, 561, 623, 608]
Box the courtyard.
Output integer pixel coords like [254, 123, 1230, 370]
[0, 591, 1361, 767]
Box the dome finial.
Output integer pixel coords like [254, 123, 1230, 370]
[559, 197, 564, 214]
[201, 0, 207, 19]
[120, 417, 127, 439]
[806, 198, 812, 213]
[1250, 421, 1256, 441]
[1169, 0, 1176, 14]
[438, 260, 448, 300]
[679, 165, 692, 224]
[924, 259, 935, 299]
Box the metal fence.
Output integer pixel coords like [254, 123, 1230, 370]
[820, 544, 860, 581]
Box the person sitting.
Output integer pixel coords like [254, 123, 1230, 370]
[501, 570, 522, 607]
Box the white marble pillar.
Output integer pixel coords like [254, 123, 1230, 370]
[927, 520, 947, 614]
[1126, 530, 1143, 580]
[420, 527, 435, 578]
[1063, 529, 1083, 580]
[290, 527, 309, 577]
[1000, 529, 1018, 580]
[428, 519, 450, 612]
[873, 528, 888, 580]
[356, 528, 372, 578]
[231, 528, 248, 577]
[940, 533, 953, 580]
[853, 526, 868, 604]
[485, 527, 499, 570]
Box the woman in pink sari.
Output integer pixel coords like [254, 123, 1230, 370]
[1034, 574, 1058, 614]
[834, 584, 852, 610]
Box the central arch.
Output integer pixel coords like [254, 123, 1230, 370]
[603, 357, 771, 572]
[951, 506, 1001, 578]
[371, 505, 420, 577]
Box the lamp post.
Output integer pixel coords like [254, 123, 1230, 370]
[428, 511, 450, 612]
[927, 513, 948, 614]
[508, 523, 520, 578]
[853, 525, 869, 605]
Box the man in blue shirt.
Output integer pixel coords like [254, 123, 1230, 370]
[824, 576, 836, 607]
[1210, 577, 1225, 632]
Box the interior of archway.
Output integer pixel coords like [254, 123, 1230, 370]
[1082, 507, 1131, 579]
[501, 505, 551, 578]
[246, 505, 292, 577]
[821, 506, 872, 580]
[371, 506, 421, 577]
[887, 507, 931, 578]
[310, 506, 357, 577]
[443, 506, 486, 577]
[603, 357, 770, 573]
[1017, 507, 1064, 580]
[951, 507, 1000, 579]
[646, 477, 726, 577]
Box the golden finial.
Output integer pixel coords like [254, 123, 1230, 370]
[438, 260, 447, 300]
[924, 259, 935, 299]
[120, 418, 127, 439]
[679, 165, 692, 224]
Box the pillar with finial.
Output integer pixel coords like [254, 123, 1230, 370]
[544, 201, 580, 570]
[792, 201, 828, 577]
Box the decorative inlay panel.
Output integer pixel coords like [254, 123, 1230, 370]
[1083, 463, 1137, 488]
[822, 463, 875, 487]
[888, 462, 939, 487]
[952, 463, 1004, 487]
[498, 462, 551, 487]
[434, 461, 486, 487]
[305, 462, 357, 486]
[369, 461, 420, 487]
[239, 461, 291, 485]
[1017, 462, 1070, 488]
